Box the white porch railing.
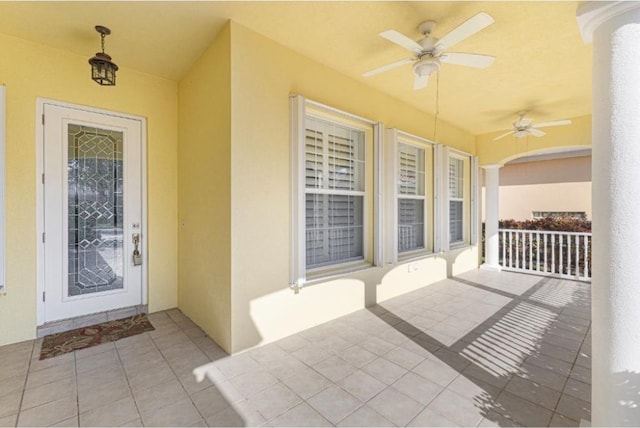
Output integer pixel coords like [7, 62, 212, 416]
[499, 229, 592, 281]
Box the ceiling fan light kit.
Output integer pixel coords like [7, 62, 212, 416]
[363, 12, 495, 90]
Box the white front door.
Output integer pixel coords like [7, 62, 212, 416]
[41, 102, 144, 323]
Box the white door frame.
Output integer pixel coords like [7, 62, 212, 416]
[36, 98, 148, 326]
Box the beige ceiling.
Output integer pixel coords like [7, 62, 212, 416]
[0, 1, 591, 135]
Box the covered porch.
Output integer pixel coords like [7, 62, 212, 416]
[0, 270, 591, 427]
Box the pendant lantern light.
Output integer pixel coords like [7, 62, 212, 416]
[88, 25, 118, 86]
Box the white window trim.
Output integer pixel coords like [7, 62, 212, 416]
[0, 85, 5, 294]
[445, 148, 477, 250]
[385, 129, 435, 264]
[434, 144, 445, 253]
[290, 95, 381, 289]
[471, 155, 479, 246]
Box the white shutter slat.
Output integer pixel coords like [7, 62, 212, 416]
[305, 117, 365, 269]
[397, 142, 426, 253]
[448, 157, 464, 243]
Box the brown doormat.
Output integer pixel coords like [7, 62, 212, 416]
[40, 314, 155, 360]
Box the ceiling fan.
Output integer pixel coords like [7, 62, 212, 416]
[363, 12, 495, 90]
[493, 112, 572, 140]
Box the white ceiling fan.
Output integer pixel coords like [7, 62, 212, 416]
[493, 112, 572, 140]
[363, 12, 495, 90]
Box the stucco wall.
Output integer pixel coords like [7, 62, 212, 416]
[0, 33, 178, 346]
[177, 24, 233, 352]
[228, 22, 479, 353]
[499, 156, 591, 221]
[481, 156, 592, 222]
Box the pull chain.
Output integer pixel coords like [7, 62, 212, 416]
[433, 71, 440, 143]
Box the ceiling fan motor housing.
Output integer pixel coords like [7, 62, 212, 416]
[413, 57, 440, 76]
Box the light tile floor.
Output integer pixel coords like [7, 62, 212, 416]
[0, 270, 591, 427]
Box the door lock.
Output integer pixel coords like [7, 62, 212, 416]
[132, 233, 142, 266]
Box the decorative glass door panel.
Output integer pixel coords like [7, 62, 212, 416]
[42, 102, 144, 323]
[67, 125, 124, 297]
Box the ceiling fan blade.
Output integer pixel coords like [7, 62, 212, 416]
[435, 12, 494, 51]
[530, 128, 546, 137]
[532, 119, 572, 128]
[493, 130, 515, 141]
[439, 52, 495, 68]
[413, 74, 429, 90]
[379, 30, 423, 55]
[362, 58, 414, 77]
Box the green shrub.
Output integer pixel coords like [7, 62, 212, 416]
[498, 217, 591, 232]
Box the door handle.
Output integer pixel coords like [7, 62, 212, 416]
[132, 233, 142, 266]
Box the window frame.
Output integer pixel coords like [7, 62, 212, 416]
[449, 155, 465, 245]
[0, 85, 5, 294]
[290, 95, 381, 288]
[442, 147, 478, 250]
[385, 129, 435, 263]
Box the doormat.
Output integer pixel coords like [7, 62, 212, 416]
[39, 314, 154, 360]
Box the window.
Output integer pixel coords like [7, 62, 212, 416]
[305, 117, 365, 268]
[384, 130, 435, 262]
[291, 95, 378, 286]
[444, 149, 476, 248]
[449, 157, 464, 244]
[398, 143, 425, 253]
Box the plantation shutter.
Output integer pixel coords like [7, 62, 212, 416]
[449, 157, 464, 243]
[305, 116, 365, 268]
[397, 143, 425, 252]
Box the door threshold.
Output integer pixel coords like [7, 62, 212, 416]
[37, 305, 148, 338]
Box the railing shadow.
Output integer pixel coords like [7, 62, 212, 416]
[368, 273, 592, 426]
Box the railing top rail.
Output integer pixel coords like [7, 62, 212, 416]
[499, 228, 591, 237]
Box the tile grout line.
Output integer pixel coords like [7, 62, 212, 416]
[14, 340, 36, 428]
[148, 314, 208, 425]
[74, 349, 80, 427]
[550, 314, 592, 423]
[113, 337, 145, 427]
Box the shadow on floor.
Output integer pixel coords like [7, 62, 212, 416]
[368, 274, 592, 426]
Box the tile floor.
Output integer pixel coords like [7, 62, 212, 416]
[0, 270, 591, 427]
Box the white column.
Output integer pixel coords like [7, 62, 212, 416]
[578, 3, 640, 426]
[481, 165, 502, 271]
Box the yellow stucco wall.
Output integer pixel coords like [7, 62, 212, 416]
[0, 33, 178, 346]
[229, 22, 478, 353]
[177, 24, 233, 352]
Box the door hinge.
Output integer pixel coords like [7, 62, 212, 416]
[42, 292, 45, 302]
[41, 174, 45, 184]
[42, 232, 45, 243]
[41, 114, 45, 125]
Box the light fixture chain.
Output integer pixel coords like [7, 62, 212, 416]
[101, 33, 106, 54]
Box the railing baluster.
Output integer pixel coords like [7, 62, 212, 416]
[584, 234, 588, 279]
[536, 232, 540, 271]
[567, 233, 572, 277]
[528, 232, 533, 270]
[543, 233, 548, 273]
[502, 230, 506, 268]
[575, 235, 580, 278]
[559, 234, 564, 276]
[509, 232, 513, 268]
[515, 232, 520, 269]
[551, 234, 556, 274]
